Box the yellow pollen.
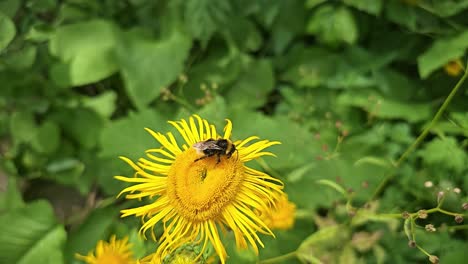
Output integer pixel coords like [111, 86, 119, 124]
[167, 148, 244, 222]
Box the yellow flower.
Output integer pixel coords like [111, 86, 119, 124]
[444, 59, 464, 76]
[116, 115, 284, 264]
[76, 235, 133, 264]
[258, 194, 296, 230]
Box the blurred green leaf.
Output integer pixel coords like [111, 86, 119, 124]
[419, 137, 467, 173]
[9, 111, 36, 145]
[337, 92, 431, 122]
[0, 176, 24, 213]
[184, 0, 231, 45]
[49, 19, 119, 86]
[226, 58, 274, 109]
[99, 109, 170, 160]
[418, 31, 468, 78]
[117, 30, 191, 109]
[0, 11, 15, 51]
[0, 200, 66, 264]
[343, 0, 383, 15]
[316, 179, 347, 197]
[81, 91, 117, 119]
[65, 207, 118, 263]
[1, 45, 36, 70]
[31, 121, 60, 154]
[52, 107, 103, 149]
[0, 0, 20, 18]
[306, 5, 358, 46]
[419, 0, 468, 17]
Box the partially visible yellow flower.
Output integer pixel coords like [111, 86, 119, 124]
[76, 235, 133, 264]
[258, 194, 296, 230]
[116, 115, 284, 264]
[444, 59, 464, 76]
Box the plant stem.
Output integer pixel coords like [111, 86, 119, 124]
[259, 251, 297, 264]
[371, 69, 468, 200]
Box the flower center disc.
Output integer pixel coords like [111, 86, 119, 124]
[167, 148, 244, 222]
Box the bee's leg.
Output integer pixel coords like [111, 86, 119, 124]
[216, 154, 221, 164]
[194, 155, 208, 162]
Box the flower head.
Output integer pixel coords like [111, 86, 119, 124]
[444, 59, 464, 76]
[258, 193, 296, 230]
[116, 115, 284, 263]
[76, 235, 133, 264]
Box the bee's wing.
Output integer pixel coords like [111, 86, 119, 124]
[193, 141, 223, 150]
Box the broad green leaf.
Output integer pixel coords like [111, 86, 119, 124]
[418, 31, 468, 78]
[81, 91, 117, 119]
[343, 0, 383, 15]
[306, 5, 358, 47]
[419, 0, 468, 17]
[117, 30, 191, 109]
[99, 109, 170, 160]
[0, 176, 24, 213]
[0, 11, 15, 51]
[419, 137, 467, 173]
[31, 121, 60, 154]
[1, 45, 36, 70]
[9, 111, 36, 145]
[0, 0, 20, 18]
[337, 92, 431, 122]
[297, 225, 350, 263]
[225, 58, 274, 109]
[0, 200, 66, 264]
[51, 107, 103, 149]
[65, 207, 118, 262]
[184, 0, 232, 45]
[49, 19, 119, 86]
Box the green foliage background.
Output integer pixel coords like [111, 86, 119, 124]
[1, 0, 468, 263]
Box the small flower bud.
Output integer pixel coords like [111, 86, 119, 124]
[462, 203, 468, 210]
[425, 224, 436, 232]
[424, 181, 433, 188]
[402, 211, 410, 219]
[408, 240, 416, 248]
[429, 255, 439, 264]
[437, 191, 444, 204]
[417, 210, 428, 219]
[453, 187, 461, 194]
[454, 215, 463, 224]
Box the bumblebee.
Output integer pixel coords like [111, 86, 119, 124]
[193, 138, 237, 164]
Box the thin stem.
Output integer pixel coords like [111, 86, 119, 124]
[416, 244, 431, 257]
[371, 69, 468, 199]
[259, 251, 298, 264]
[447, 224, 468, 231]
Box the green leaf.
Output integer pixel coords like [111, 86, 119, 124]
[52, 107, 103, 149]
[0, 176, 24, 213]
[225, 58, 274, 109]
[316, 179, 347, 197]
[417, 31, 468, 78]
[99, 109, 170, 160]
[49, 19, 119, 86]
[0, 200, 66, 264]
[420, 0, 468, 17]
[297, 225, 350, 263]
[419, 137, 467, 173]
[9, 111, 36, 145]
[81, 91, 117, 119]
[343, 0, 383, 15]
[306, 5, 358, 47]
[184, 0, 232, 45]
[117, 30, 191, 109]
[65, 207, 118, 262]
[0, 11, 15, 51]
[1, 45, 37, 70]
[337, 92, 431, 122]
[31, 121, 60, 154]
